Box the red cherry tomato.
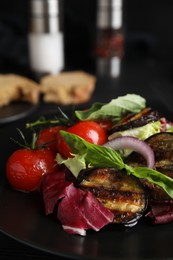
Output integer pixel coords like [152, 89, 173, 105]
[36, 126, 67, 153]
[6, 148, 58, 192]
[56, 132, 72, 158]
[57, 121, 107, 158]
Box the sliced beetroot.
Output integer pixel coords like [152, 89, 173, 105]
[57, 183, 91, 236]
[57, 183, 114, 235]
[41, 171, 114, 235]
[146, 200, 173, 224]
[41, 171, 71, 215]
[79, 191, 114, 231]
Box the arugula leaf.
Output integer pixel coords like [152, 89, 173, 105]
[59, 131, 173, 199]
[75, 94, 146, 122]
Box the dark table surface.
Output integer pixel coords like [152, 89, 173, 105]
[1, 59, 173, 260]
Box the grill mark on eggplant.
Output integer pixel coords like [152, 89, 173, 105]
[78, 168, 144, 194]
[81, 185, 145, 206]
[126, 132, 173, 200]
[108, 108, 160, 135]
[77, 168, 147, 225]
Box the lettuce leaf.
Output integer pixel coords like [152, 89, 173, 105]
[109, 121, 161, 157]
[109, 121, 161, 140]
[75, 94, 146, 122]
[56, 153, 86, 178]
[166, 123, 173, 132]
[57, 131, 173, 199]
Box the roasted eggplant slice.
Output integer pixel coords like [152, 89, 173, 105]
[77, 168, 147, 226]
[108, 108, 160, 135]
[126, 132, 173, 200]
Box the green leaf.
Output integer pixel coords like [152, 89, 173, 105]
[110, 121, 162, 157]
[75, 102, 105, 120]
[126, 166, 173, 199]
[56, 153, 87, 178]
[60, 131, 125, 170]
[75, 94, 146, 122]
[110, 121, 161, 140]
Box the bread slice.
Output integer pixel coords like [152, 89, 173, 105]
[0, 74, 40, 107]
[40, 71, 96, 105]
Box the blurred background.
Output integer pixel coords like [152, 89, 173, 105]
[0, 0, 173, 78]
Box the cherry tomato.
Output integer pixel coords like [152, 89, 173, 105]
[6, 148, 58, 192]
[56, 132, 72, 158]
[36, 126, 67, 153]
[57, 121, 107, 158]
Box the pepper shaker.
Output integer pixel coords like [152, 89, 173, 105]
[28, 0, 64, 75]
[95, 0, 124, 77]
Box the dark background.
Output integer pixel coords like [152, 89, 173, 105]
[0, 0, 173, 76]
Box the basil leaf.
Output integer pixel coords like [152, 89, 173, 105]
[60, 131, 124, 170]
[127, 166, 173, 198]
[75, 94, 146, 122]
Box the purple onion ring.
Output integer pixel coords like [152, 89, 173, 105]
[103, 136, 155, 169]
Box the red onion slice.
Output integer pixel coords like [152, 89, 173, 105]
[103, 136, 155, 169]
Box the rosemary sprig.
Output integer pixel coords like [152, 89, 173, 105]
[26, 107, 77, 129]
[10, 128, 37, 150]
[26, 116, 61, 129]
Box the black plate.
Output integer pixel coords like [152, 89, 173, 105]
[0, 102, 38, 124]
[0, 119, 173, 260]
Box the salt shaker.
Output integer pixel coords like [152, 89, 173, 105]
[28, 0, 64, 75]
[95, 0, 124, 77]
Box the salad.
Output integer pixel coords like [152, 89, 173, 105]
[5, 94, 173, 236]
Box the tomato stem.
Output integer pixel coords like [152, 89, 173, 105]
[31, 132, 37, 149]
